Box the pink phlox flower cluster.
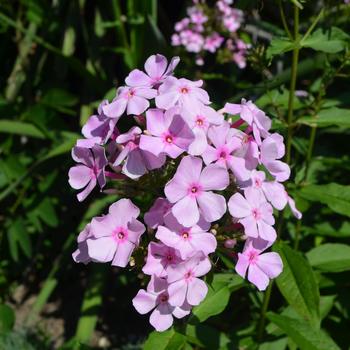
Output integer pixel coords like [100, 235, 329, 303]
[70, 54, 302, 332]
[172, 0, 249, 67]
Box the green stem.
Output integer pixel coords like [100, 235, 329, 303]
[278, 0, 293, 40]
[257, 282, 273, 342]
[294, 220, 302, 250]
[286, 6, 300, 165]
[304, 126, 317, 179]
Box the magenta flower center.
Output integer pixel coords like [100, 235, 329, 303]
[188, 183, 202, 197]
[254, 178, 262, 188]
[251, 208, 261, 220]
[180, 86, 189, 94]
[166, 253, 173, 262]
[127, 89, 135, 99]
[184, 269, 194, 282]
[166, 135, 173, 144]
[112, 227, 128, 242]
[159, 293, 169, 303]
[181, 231, 190, 239]
[196, 116, 204, 126]
[248, 250, 259, 264]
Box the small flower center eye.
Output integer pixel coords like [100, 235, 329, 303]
[191, 186, 197, 193]
[252, 208, 260, 220]
[160, 294, 168, 303]
[180, 87, 189, 94]
[128, 89, 135, 97]
[165, 135, 173, 143]
[196, 118, 203, 126]
[118, 232, 125, 239]
[182, 232, 189, 239]
[219, 151, 227, 159]
[166, 254, 173, 261]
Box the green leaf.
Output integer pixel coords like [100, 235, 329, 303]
[75, 265, 107, 345]
[306, 244, 350, 273]
[0, 120, 46, 139]
[299, 183, 350, 218]
[143, 328, 186, 350]
[7, 218, 32, 261]
[297, 108, 350, 128]
[191, 274, 244, 323]
[186, 324, 230, 350]
[274, 242, 320, 327]
[0, 304, 15, 333]
[301, 27, 349, 53]
[267, 37, 295, 59]
[267, 313, 340, 350]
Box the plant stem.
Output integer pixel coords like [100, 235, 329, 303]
[257, 282, 273, 343]
[286, 6, 300, 165]
[278, 0, 293, 40]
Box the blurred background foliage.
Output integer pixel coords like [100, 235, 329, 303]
[0, 0, 350, 349]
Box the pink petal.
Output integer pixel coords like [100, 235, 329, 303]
[187, 278, 208, 305]
[197, 191, 227, 223]
[173, 301, 191, 319]
[247, 264, 270, 291]
[191, 232, 217, 255]
[127, 219, 145, 244]
[145, 108, 166, 136]
[172, 196, 200, 227]
[68, 165, 91, 189]
[175, 155, 202, 184]
[155, 91, 179, 110]
[126, 96, 149, 115]
[199, 164, 229, 191]
[164, 178, 188, 203]
[125, 69, 152, 87]
[132, 290, 157, 314]
[77, 177, 96, 202]
[228, 156, 251, 181]
[207, 123, 229, 148]
[102, 99, 127, 118]
[123, 149, 147, 179]
[188, 128, 208, 156]
[202, 145, 219, 165]
[240, 216, 259, 238]
[109, 199, 140, 223]
[87, 236, 116, 262]
[139, 135, 165, 157]
[145, 54, 167, 79]
[256, 252, 283, 279]
[155, 226, 180, 247]
[193, 256, 211, 277]
[257, 221, 277, 242]
[168, 280, 187, 306]
[235, 253, 249, 278]
[150, 304, 174, 332]
[224, 102, 242, 115]
[112, 240, 135, 267]
[228, 193, 251, 218]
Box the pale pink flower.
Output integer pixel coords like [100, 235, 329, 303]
[133, 276, 191, 332]
[156, 214, 216, 259]
[236, 238, 283, 291]
[228, 187, 276, 242]
[88, 199, 145, 267]
[125, 54, 180, 88]
[144, 197, 172, 229]
[102, 86, 157, 118]
[203, 122, 250, 181]
[68, 145, 108, 202]
[114, 126, 165, 179]
[167, 253, 211, 306]
[139, 107, 194, 159]
[165, 156, 229, 226]
[155, 76, 210, 110]
[142, 242, 182, 277]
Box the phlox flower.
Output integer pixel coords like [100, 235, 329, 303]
[125, 54, 180, 88]
[155, 76, 210, 110]
[139, 107, 194, 158]
[228, 187, 276, 242]
[236, 238, 283, 291]
[87, 199, 145, 267]
[260, 133, 290, 182]
[102, 85, 157, 118]
[187, 6, 208, 24]
[114, 126, 165, 179]
[203, 32, 224, 53]
[72, 224, 93, 264]
[165, 155, 229, 226]
[182, 104, 223, 155]
[82, 100, 117, 145]
[144, 197, 172, 229]
[142, 242, 182, 277]
[132, 276, 191, 332]
[156, 214, 216, 260]
[68, 145, 108, 202]
[224, 99, 271, 145]
[167, 253, 211, 306]
[202, 121, 251, 181]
